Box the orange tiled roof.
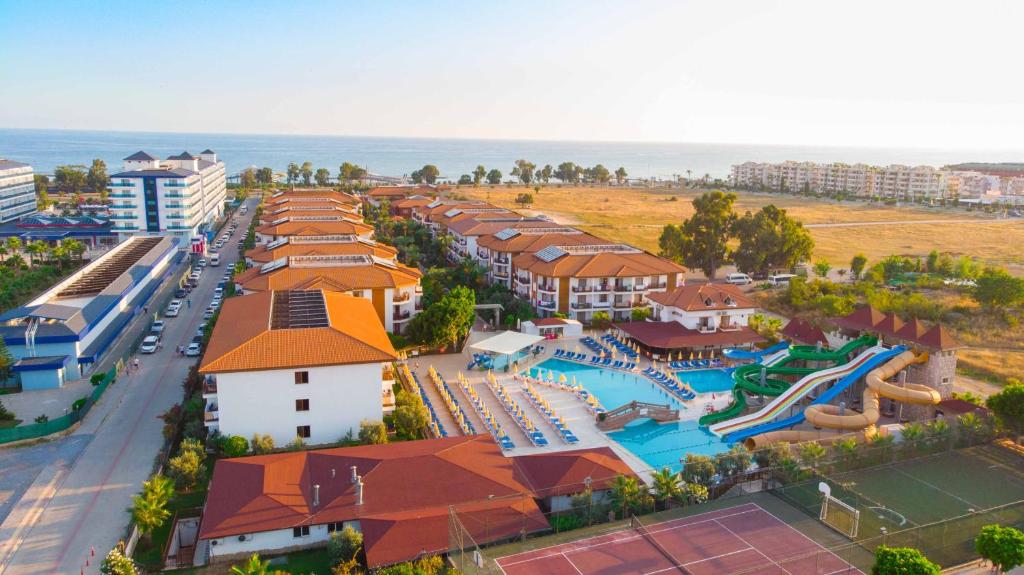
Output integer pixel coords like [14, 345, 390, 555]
[646, 283, 757, 311]
[477, 229, 603, 254]
[513, 247, 685, 279]
[245, 239, 397, 264]
[366, 185, 433, 198]
[234, 257, 421, 293]
[199, 290, 397, 373]
[255, 219, 374, 237]
[512, 447, 638, 497]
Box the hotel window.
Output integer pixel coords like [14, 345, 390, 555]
[295, 399, 310, 412]
[292, 526, 310, 538]
[294, 371, 309, 384]
[297, 425, 311, 438]
[326, 522, 345, 533]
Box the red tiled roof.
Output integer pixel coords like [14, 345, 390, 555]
[834, 305, 887, 332]
[613, 321, 765, 350]
[917, 324, 961, 350]
[780, 318, 828, 346]
[198, 436, 548, 567]
[874, 313, 905, 336]
[512, 447, 637, 497]
[894, 318, 928, 341]
[531, 318, 568, 327]
[646, 283, 758, 311]
[833, 305, 960, 350]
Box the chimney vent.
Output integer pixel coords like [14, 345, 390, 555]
[355, 479, 364, 506]
[350, 466, 358, 484]
[313, 484, 320, 507]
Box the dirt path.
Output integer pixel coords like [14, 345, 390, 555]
[804, 218, 1010, 228]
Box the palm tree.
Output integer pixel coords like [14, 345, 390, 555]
[798, 442, 827, 469]
[25, 241, 45, 267]
[650, 467, 681, 510]
[63, 239, 85, 262]
[608, 474, 641, 519]
[833, 438, 860, 471]
[230, 554, 271, 575]
[957, 412, 985, 445]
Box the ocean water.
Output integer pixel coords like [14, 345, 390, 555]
[2, 128, 1022, 180]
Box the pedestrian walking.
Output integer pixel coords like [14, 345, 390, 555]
[143, 305, 148, 314]
[187, 298, 191, 308]
[133, 358, 140, 371]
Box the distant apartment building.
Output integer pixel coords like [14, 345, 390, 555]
[731, 161, 949, 201]
[0, 159, 37, 223]
[108, 150, 226, 242]
[199, 289, 399, 446]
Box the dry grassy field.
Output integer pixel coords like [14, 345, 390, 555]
[455, 184, 1024, 274]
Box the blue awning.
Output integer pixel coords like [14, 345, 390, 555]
[12, 355, 69, 372]
[20, 231, 71, 239]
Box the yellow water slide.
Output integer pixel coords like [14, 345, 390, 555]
[744, 351, 939, 449]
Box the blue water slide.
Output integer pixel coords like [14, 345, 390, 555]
[722, 346, 906, 443]
[722, 341, 789, 362]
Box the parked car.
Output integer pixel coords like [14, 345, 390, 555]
[165, 306, 180, 318]
[150, 320, 165, 335]
[768, 273, 798, 287]
[726, 273, 753, 285]
[175, 288, 188, 298]
[196, 325, 206, 338]
[140, 335, 160, 354]
[214, 287, 223, 297]
[203, 308, 215, 320]
[198, 258, 207, 267]
[192, 334, 204, 345]
[185, 342, 202, 357]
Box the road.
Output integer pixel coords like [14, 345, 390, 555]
[0, 198, 258, 575]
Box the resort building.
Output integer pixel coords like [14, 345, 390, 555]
[363, 185, 434, 207]
[195, 435, 550, 568]
[512, 243, 686, 323]
[108, 150, 226, 242]
[254, 215, 374, 244]
[612, 283, 765, 357]
[730, 161, 952, 201]
[243, 235, 398, 267]
[445, 217, 552, 264]
[267, 189, 362, 213]
[408, 200, 508, 234]
[0, 214, 118, 250]
[389, 195, 434, 218]
[0, 159, 37, 223]
[199, 289, 399, 445]
[232, 254, 422, 334]
[511, 447, 637, 512]
[0, 236, 179, 388]
[477, 227, 605, 289]
[780, 317, 828, 347]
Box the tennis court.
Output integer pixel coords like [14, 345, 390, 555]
[495, 503, 862, 575]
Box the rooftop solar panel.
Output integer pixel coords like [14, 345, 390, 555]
[270, 290, 330, 330]
[535, 246, 567, 262]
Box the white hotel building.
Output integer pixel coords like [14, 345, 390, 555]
[0, 159, 37, 223]
[108, 150, 226, 242]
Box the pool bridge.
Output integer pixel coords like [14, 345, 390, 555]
[596, 400, 679, 431]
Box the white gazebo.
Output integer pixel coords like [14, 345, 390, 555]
[468, 331, 546, 370]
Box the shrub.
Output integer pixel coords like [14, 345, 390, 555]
[168, 449, 205, 490]
[358, 420, 388, 445]
[71, 397, 87, 411]
[250, 433, 275, 454]
[871, 546, 939, 575]
[34, 414, 49, 424]
[222, 435, 249, 457]
[327, 526, 363, 565]
[90, 373, 106, 386]
[975, 524, 1024, 573]
[0, 400, 16, 421]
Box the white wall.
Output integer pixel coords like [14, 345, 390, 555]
[213, 362, 385, 446]
[656, 305, 754, 330]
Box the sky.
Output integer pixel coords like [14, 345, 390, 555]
[1, 0, 1022, 149]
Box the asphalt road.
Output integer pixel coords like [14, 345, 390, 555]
[0, 198, 258, 575]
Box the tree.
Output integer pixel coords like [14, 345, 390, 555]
[286, 163, 300, 185]
[257, 167, 274, 185]
[798, 442, 827, 468]
[0, 398, 15, 422]
[328, 526, 364, 565]
[457, 174, 472, 185]
[591, 310, 611, 330]
[554, 162, 580, 184]
[608, 474, 643, 519]
[975, 524, 1024, 573]
[230, 554, 272, 575]
[732, 205, 814, 276]
[34, 174, 50, 194]
[614, 167, 628, 185]
[681, 453, 716, 485]
[660, 191, 737, 279]
[987, 382, 1024, 438]
[485, 169, 502, 185]
[359, 419, 388, 444]
[63, 239, 85, 262]
[411, 164, 440, 184]
[406, 285, 476, 348]
[511, 159, 536, 184]
[515, 193, 534, 207]
[972, 267, 1024, 309]
[300, 162, 313, 185]
[131, 475, 173, 541]
[871, 546, 940, 575]
[472, 165, 487, 186]
[314, 168, 331, 187]
[393, 393, 429, 439]
[223, 435, 249, 457]
[339, 162, 359, 182]
[168, 448, 205, 490]
[650, 467, 680, 510]
[631, 307, 652, 321]
[813, 260, 832, 278]
[850, 253, 868, 280]
[54, 164, 87, 194]
[86, 158, 109, 194]
[99, 542, 138, 575]
[540, 164, 553, 183]
[250, 433, 275, 454]
[587, 164, 610, 184]
[240, 168, 257, 189]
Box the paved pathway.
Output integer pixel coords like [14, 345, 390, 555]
[0, 200, 258, 575]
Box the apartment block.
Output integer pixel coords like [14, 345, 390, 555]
[0, 159, 37, 223]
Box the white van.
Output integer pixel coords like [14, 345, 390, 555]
[210, 254, 220, 266]
[726, 273, 752, 285]
[768, 273, 798, 287]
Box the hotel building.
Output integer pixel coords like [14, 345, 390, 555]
[108, 150, 226, 242]
[0, 159, 37, 223]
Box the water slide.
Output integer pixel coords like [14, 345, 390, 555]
[709, 345, 890, 440]
[698, 335, 878, 426]
[744, 349, 939, 448]
[721, 341, 789, 362]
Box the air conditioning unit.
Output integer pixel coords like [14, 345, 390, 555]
[238, 534, 250, 542]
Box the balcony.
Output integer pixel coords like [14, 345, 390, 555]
[537, 300, 557, 310]
[612, 300, 640, 310]
[572, 283, 610, 293]
[109, 193, 135, 199]
[537, 283, 557, 294]
[109, 214, 137, 220]
[165, 213, 185, 220]
[570, 301, 593, 310]
[515, 274, 530, 285]
[492, 270, 509, 280]
[108, 181, 133, 188]
[204, 403, 219, 423]
[697, 324, 717, 334]
[112, 225, 139, 231]
[164, 193, 187, 199]
[110, 204, 138, 210]
[393, 311, 413, 322]
[393, 292, 412, 303]
[494, 256, 509, 265]
[202, 381, 218, 397]
[476, 249, 489, 259]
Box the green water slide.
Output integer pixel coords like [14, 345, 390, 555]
[697, 335, 877, 426]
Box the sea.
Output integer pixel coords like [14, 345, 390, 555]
[2, 128, 1022, 180]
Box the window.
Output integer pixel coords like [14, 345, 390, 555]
[295, 399, 310, 411]
[292, 526, 310, 538]
[294, 371, 309, 384]
[297, 425, 311, 438]
[326, 522, 345, 533]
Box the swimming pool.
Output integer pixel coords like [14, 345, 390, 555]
[529, 358, 732, 471]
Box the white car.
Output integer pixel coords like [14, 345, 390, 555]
[164, 306, 180, 318]
[198, 259, 207, 267]
[185, 342, 202, 357]
[150, 320, 165, 335]
[203, 308, 215, 319]
[140, 335, 160, 354]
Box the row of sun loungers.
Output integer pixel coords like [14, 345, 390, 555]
[552, 348, 637, 371]
[486, 372, 549, 447]
[580, 336, 612, 356]
[427, 367, 476, 435]
[521, 382, 579, 444]
[515, 374, 606, 415]
[553, 349, 588, 361]
[456, 373, 515, 450]
[402, 365, 446, 438]
[600, 334, 640, 359]
[668, 358, 723, 369]
[642, 367, 697, 401]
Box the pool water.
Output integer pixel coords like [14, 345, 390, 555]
[529, 358, 732, 471]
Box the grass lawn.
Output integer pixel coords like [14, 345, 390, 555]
[453, 185, 1024, 274]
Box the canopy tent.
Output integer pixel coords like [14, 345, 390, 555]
[469, 331, 546, 370]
